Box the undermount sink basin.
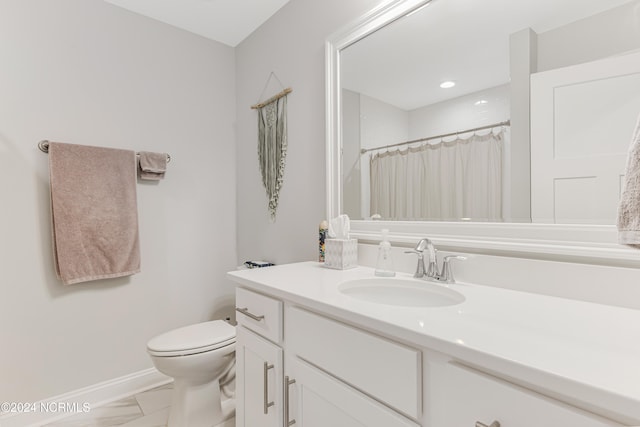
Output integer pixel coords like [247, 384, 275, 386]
[338, 278, 465, 307]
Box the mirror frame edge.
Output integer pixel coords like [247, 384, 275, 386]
[325, 0, 640, 266]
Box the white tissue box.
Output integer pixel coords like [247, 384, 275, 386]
[324, 238, 357, 270]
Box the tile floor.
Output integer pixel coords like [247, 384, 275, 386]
[42, 383, 234, 427]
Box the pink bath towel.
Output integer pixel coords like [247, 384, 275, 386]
[48, 142, 141, 284]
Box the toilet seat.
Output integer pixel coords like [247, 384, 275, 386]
[147, 320, 236, 357]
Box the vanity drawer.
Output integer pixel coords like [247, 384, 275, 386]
[236, 288, 282, 344]
[286, 306, 421, 420]
[437, 363, 622, 427]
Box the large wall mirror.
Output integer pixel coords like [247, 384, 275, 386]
[326, 0, 640, 263]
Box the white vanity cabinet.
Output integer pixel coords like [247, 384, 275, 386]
[232, 271, 634, 427]
[235, 288, 284, 427]
[235, 327, 283, 427]
[285, 356, 419, 427]
[235, 287, 421, 427]
[430, 362, 624, 427]
[285, 306, 422, 427]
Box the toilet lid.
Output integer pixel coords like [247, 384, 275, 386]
[147, 320, 236, 356]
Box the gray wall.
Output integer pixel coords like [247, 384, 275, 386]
[537, 1, 640, 72]
[342, 89, 362, 220]
[234, 0, 384, 264]
[0, 0, 237, 402]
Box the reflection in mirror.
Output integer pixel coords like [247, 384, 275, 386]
[340, 0, 640, 224]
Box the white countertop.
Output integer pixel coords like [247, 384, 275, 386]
[227, 261, 640, 424]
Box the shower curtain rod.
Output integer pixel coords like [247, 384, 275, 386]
[360, 120, 510, 154]
[38, 140, 171, 163]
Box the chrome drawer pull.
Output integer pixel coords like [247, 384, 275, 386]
[235, 307, 265, 321]
[476, 421, 500, 427]
[263, 362, 275, 414]
[285, 376, 296, 426]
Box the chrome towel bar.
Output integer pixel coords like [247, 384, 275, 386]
[38, 140, 171, 163]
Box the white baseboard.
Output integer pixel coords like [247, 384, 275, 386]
[0, 368, 171, 427]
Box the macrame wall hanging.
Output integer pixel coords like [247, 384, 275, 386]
[251, 72, 292, 221]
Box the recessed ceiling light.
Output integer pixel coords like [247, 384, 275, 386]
[440, 81, 456, 89]
[474, 99, 488, 105]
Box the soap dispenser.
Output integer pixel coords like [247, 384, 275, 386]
[375, 229, 395, 277]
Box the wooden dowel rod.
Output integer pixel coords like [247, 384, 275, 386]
[251, 87, 292, 109]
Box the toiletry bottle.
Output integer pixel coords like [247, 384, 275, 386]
[375, 229, 395, 277]
[319, 220, 328, 262]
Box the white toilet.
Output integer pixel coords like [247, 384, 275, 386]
[147, 320, 236, 427]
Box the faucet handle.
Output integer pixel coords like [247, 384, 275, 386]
[439, 255, 467, 284]
[404, 249, 423, 257]
[404, 250, 426, 278]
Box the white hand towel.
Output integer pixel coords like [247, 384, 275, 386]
[617, 113, 640, 247]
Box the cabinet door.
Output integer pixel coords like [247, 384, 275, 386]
[432, 363, 622, 427]
[236, 326, 283, 427]
[286, 306, 421, 419]
[286, 356, 420, 427]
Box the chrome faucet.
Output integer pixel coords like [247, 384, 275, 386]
[405, 238, 437, 279]
[406, 238, 466, 283]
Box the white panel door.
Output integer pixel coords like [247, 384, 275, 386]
[236, 326, 283, 427]
[285, 356, 420, 427]
[531, 50, 640, 224]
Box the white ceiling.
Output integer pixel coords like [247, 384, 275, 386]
[103, 0, 292, 47]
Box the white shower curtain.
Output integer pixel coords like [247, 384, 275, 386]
[370, 130, 504, 221]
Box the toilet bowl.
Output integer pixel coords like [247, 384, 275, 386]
[147, 320, 236, 427]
